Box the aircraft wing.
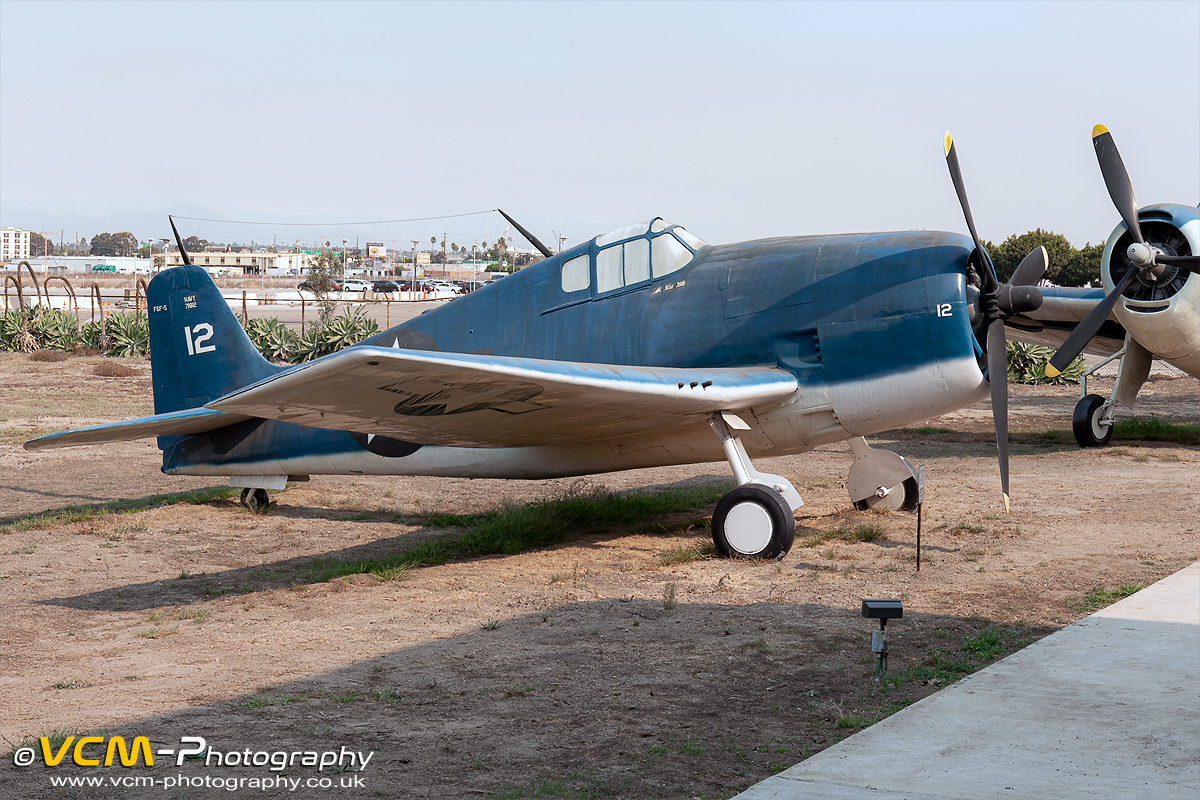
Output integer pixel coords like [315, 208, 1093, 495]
[24, 408, 252, 451]
[1005, 286, 1127, 356]
[205, 347, 798, 448]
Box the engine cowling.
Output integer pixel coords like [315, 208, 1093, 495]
[1101, 203, 1200, 377]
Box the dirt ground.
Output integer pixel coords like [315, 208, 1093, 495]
[0, 351, 1197, 799]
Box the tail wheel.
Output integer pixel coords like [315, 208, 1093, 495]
[239, 487, 270, 512]
[712, 484, 795, 559]
[1073, 394, 1113, 447]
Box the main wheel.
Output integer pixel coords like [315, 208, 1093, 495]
[1073, 394, 1112, 448]
[855, 477, 919, 513]
[711, 484, 795, 559]
[239, 487, 270, 512]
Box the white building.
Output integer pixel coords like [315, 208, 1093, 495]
[162, 250, 310, 276]
[1, 255, 152, 275]
[1, 227, 31, 262]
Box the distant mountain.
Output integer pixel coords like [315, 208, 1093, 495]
[0, 201, 235, 243]
[0, 200, 630, 251]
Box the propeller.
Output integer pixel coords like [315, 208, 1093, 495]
[944, 132, 1045, 513]
[498, 209, 554, 259]
[169, 215, 191, 266]
[1047, 125, 1198, 377]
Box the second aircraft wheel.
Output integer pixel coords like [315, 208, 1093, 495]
[239, 487, 271, 512]
[711, 483, 795, 559]
[1073, 394, 1113, 448]
[854, 477, 919, 513]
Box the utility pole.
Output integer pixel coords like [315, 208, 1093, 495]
[411, 239, 419, 278]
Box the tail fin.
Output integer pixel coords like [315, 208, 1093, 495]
[147, 265, 283, 414]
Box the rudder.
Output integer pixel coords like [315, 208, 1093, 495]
[147, 265, 284, 414]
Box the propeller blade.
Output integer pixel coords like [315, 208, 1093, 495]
[169, 215, 191, 266]
[1010, 246, 1047, 286]
[498, 209, 554, 259]
[944, 132, 998, 291]
[986, 317, 1010, 512]
[1046, 264, 1138, 376]
[1154, 253, 1199, 267]
[1092, 125, 1143, 245]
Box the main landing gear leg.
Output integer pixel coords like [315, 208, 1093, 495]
[707, 412, 802, 560]
[1073, 335, 1151, 448]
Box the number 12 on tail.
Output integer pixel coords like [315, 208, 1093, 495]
[183, 323, 216, 355]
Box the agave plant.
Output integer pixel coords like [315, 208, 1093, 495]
[289, 308, 378, 363]
[1006, 341, 1085, 385]
[319, 307, 380, 353]
[104, 311, 150, 357]
[244, 317, 301, 362]
[0, 307, 30, 352]
[80, 319, 110, 352]
[293, 328, 329, 363]
[28, 307, 81, 351]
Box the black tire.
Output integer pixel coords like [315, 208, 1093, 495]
[239, 487, 270, 512]
[711, 484, 795, 559]
[1073, 394, 1113, 447]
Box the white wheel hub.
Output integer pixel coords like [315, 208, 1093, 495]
[724, 500, 774, 555]
[1089, 406, 1107, 440]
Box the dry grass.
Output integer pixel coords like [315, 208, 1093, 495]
[94, 360, 141, 378]
[29, 349, 69, 362]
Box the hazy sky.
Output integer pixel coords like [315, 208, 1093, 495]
[1, 0, 1197, 250]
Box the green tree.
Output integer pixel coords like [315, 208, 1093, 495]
[1058, 243, 1103, 287]
[181, 235, 209, 254]
[303, 251, 341, 330]
[90, 232, 116, 256]
[28, 232, 53, 257]
[988, 229, 1074, 284]
[90, 231, 139, 257]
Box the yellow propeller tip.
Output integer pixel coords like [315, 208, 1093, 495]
[1092, 124, 1109, 139]
[1045, 364, 1061, 378]
[1003, 493, 1010, 515]
[943, 132, 954, 156]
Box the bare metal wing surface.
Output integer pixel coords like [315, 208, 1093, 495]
[204, 347, 799, 448]
[25, 408, 252, 451]
[1005, 286, 1126, 356]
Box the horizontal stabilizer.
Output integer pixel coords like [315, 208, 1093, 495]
[206, 347, 798, 448]
[24, 408, 252, 451]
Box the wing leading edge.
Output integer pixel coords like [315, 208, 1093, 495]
[206, 347, 799, 448]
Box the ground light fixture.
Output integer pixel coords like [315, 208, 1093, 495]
[862, 598, 903, 679]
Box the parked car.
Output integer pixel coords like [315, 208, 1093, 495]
[371, 280, 398, 293]
[298, 279, 342, 292]
[341, 279, 373, 293]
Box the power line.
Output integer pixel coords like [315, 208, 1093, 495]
[170, 209, 498, 227]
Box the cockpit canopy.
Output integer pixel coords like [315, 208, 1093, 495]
[561, 218, 707, 295]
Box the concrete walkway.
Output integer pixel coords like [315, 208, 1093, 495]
[735, 561, 1200, 800]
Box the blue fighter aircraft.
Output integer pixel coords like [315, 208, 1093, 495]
[26, 136, 1047, 559]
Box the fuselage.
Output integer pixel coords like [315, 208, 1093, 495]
[163, 225, 987, 480]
